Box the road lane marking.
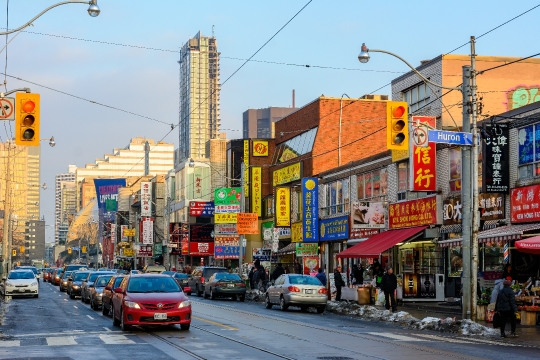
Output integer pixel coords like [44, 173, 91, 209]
[0, 340, 20, 347]
[73, 306, 78, 309]
[104, 327, 112, 332]
[11, 330, 131, 337]
[87, 315, 94, 320]
[367, 332, 424, 342]
[46, 336, 77, 346]
[63, 299, 67, 301]
[193, 316, 238, 330]
[99, 334, 135, 345]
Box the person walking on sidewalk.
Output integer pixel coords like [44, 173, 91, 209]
[316, 268, 327, 286]
[333, 266, 345, 301]
[381, 266, 398, 312]
[496, 279, 518, 338]
[293, 259, 302, 274]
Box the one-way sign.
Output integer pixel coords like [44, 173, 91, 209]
[428, 130, 473, 146]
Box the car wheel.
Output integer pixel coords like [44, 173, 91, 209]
[203, 289, 209, 299]
[112, 304, 120, 326]
[196, 285, 202, 297]
[300, 306, 308, 312]
[70, 293, 75, 299]
[265, 295, 273, 309]
[120, 309, 131, 331]
[279, 296, 288, 311]
[180, 324, 190, 331]
[34, 294, 39, 298]
[239, 295, 245, 302]
[90, 297, 96, 310]
[317, 306, 325, 314]
[210, 288, 216, 300]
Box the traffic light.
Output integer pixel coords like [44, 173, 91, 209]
[19, 246, 25, 253]
[68, 247, 72, 254]
[15, 93, 40, 146]
[82, 246, 87, 254]
[12, 249, 16, 257]
[386, 101, 409, 150]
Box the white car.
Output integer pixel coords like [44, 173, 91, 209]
[3, 270, 39, 298]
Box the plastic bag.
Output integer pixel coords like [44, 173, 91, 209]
[377, 290, 386, 305]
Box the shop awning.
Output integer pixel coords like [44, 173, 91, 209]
[275, 243, 296, 255]
[438, 223, 540, 248]
[515, 236, 540, 254]
[336, 226, 428, 258]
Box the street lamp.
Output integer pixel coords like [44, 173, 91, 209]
[358, 40, 480, 321]
[0, 0, 100, 36]
[41, 137, 55, 147]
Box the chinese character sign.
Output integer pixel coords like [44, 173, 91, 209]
[110, 224, 116, 243]
[482, 123, 509, 193]
[251, 167, 262, 217]
[388, 196, 441, 229]
[140, 218, 153, 244]
[236, 213, 259, 234]
[253, 140, 269, 156]
[511, 185, 540, 223]
[410, 116, 437, 191]
[121, 225, 128, 242]
[302, 177, 319, 242]
[189, 201, 215, 217]
[244, 140, 249, 197]
[215, 213, 238, 224]
[479, 193, 505, 221]
[291, 222, 303, 243]
[214, 188, 241, 206]
[442, 197, 463, 225]
[275, 187, 291, 227]
[140, 182, 152, 216]
[214, 236, 240, 259]
[319, 216, 349, 241]
[273, 163, 302, 186]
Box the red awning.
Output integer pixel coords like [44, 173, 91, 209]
[336, 226, 428, 258]
[515, 236, 540, 255]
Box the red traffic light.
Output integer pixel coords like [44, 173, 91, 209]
[22, 100, 35, 113]
[393, 106, 405, 118]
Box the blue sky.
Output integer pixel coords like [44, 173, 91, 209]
[0, 0, 538, 242]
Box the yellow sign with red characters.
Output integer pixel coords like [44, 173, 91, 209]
[251, 166, 262, 217]
[215, 213, 238, 224]
[253, 140, 269, 156]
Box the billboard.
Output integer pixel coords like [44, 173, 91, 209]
[214, 188, 242, 206]
[140, 182, 152, 217]
[319, 216, 349, 241]
[302, 178, 319, 242]
[351, 201, 386, 229]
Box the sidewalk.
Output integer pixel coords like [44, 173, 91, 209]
[397, 301, 540, 346]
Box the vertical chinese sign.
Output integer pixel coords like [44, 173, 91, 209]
[410, 116, 437, 191]
[243, 140, 249, 197]
[181, 223, 189, 255]
[482, 122, 509, 193]
[140, 217, 154, 244]
[302, 177, 319, 243]
[140, 182, 152, 216]
[251, 167, 262, 217]
[275, 187, 291, 227]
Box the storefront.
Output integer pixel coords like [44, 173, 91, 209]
[319, 215, 349, 280]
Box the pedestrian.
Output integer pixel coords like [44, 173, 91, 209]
[333, 266, 345, 301]
[372, 263, 383, 288]
[501, 264, 513, 282]
[316, 268, 327, 286]
[272, 263, 285, 281]
[227, 266, 233, 273]
[381, 266, 398, 312]
[353, 263, 364, 285]
[496, 279, 518, 338]
[293, 259, 302, 274]
[248, 266, 257, 290]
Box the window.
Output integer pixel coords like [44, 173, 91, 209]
[403, 83, 431, 113]
[357, 169, 388, 201]
[322, 178, 350, 216]
[518, 124, 540, 179]
[274, 128, 318, 164]
[397, 162, 408, 201]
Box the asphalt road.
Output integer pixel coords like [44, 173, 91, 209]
[0, 281, 538, 360]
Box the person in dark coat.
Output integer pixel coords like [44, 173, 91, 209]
[333, 266, 345, 301]
[381, 266, 398, 312]
[353, 263, 364, 285]
[501, 263, 513, 282]
[248, 266, 257, 289]
[272, 263, 285, 281]
[496, 279, 518, 338]
[372, 264, 384, 288]
[316, 268, 327, 286]
[293, 259, 302, 274]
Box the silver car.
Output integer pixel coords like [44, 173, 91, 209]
[265, 274, 327, 313]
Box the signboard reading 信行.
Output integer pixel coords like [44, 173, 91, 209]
[410, 116, 437, 192]
[236, 213, 259, 234]
[252, 140, 269, 156]
[273, 162, 302, 186]
[388, 195, 441, 229]
[511, 184, 540, 223]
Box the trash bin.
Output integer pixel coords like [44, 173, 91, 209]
[357, 287, 370, 305]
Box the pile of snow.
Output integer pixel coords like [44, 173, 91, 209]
[325, 301, 497, 337]
[245, 289, 265, 303]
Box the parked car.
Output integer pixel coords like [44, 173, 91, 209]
[68, 271, 91, 299]
[203, 273, 246, 301]
[111, 274, 191, 331]
[2, 270, 39, 297]
[59, 271, 73, 292]
[187, 266, 227, 296]
[88, 274, 115, 310]
[130, 270, 140, 275]
[81, 271, 114, 303]
[265, 274, 327, 313]
[101, 275, 125, 316]
[51, 268, 65, 286]
[171, 273, 190, 291]
[143, 265, 167, 274]
[161, 271, 175, 276]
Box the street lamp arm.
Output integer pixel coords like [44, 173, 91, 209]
[0, 1, 98, 36]
[368, 48, 461, 91]
[1, 88, 31, 97]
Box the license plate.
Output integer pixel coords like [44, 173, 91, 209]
[227, 284, 234, 288]
[305, 289, 313, 294]
[154, 313, 167, 320]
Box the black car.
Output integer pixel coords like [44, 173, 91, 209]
[204, 273, 246, 301]
[81, 271, 114, 303]
[68, 271, 91, 299]
[59, 271, 73, 292]
[187, 266, 228, 296]
[172, 273, 190, 291]
[88, 274, 115, 310]
[101, 275, 125, 316]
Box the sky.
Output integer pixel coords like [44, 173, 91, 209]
[0, 0, 538, 243]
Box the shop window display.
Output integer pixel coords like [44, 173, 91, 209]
[448, 247, 463, 277]
[482, 244, 504, 272]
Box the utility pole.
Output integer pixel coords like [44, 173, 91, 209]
[470, 36, 480, 321]
[163, 196, 170, 270]
[239, 162, 245, 275]
[461, 65, 472, 320]
[1, 143, 12, 276]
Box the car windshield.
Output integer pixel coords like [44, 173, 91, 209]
[74, 272, 89, 281]
[96, 276, 112, 287]
[161, 271, 174, 276]
[8, 271, 35, 279]
[204, 268, 227, 278]
[127, 277, 180, 293]
[88, 273, 101, 282]
[289, 275, 323, 286]
[174, 273, 189, 279]
[56, 269, 64, 275]
[215, 273, 242, 281]
[19, 267, 38, 275]
[63, 271, 73, 278]
[113, 277, 124, 287]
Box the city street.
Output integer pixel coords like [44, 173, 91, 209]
[0, 282, 539, 360]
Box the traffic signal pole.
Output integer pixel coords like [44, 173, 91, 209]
[1, 144, 11, 276]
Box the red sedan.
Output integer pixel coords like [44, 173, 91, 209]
[111, 274, 192, 331]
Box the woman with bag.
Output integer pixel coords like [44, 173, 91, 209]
[495, 279, 518, 338]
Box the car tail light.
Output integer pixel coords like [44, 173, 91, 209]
[200, 277, 205, 284]
[216, 282, 225, 287]
[318, 288, 328, 294]
[236, 283, 246, 287]
[288, 286, 300, 292]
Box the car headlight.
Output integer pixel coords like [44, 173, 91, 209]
[72, 285, 80, 289]
[5, 281, 13, 286]
[178, 300, 191, 309]
[96, 292, 103, 296]
[124, 301, 140, 309]
[31, 281, 38, 286]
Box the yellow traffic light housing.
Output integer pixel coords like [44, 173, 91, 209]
[19, 246, 25, 253]
[12, 249, 16, 257]
[68, 247, 72, 254]
[386, 101, 409, 150]
[15, 93, 40, 146]
[82, 246, 87, 253]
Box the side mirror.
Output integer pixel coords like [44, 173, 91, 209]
[114, 287, 124, 294]
[105, 286, 111, 291]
